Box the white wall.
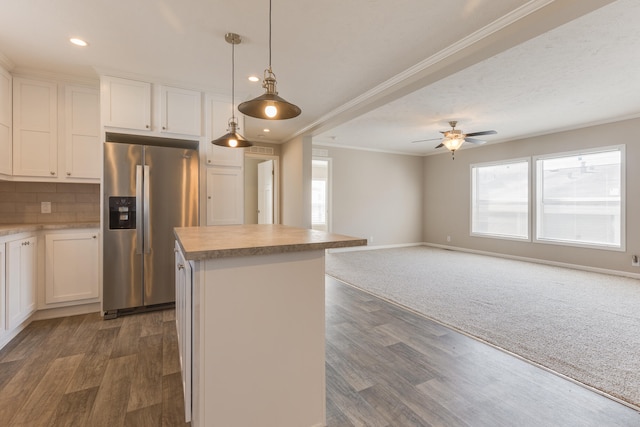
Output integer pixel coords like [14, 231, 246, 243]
[315, 146, 423, 246]
[244, 157, 260, 224]
[423, 117, 640, 274]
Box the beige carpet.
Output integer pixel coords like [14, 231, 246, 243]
[325, 246, 640, 409]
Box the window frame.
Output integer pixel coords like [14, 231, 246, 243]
[470, 157, 531, 242]
[533, 144, 625, 251]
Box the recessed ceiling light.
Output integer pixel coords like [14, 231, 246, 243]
[263, 128, 270, 132]
[70, 38, 88, 47]
[248, 76, 260, 82]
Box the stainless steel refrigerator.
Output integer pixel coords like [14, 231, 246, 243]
[103, 133, 199, 319]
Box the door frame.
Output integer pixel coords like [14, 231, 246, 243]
[245, 153, 280, 224]
[311, 157, 332, 232]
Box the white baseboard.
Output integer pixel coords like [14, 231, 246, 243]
[327, 242, 423, 254]
[31, 302, 101, 321]
[0, 303, 101, 351]
[424, 242, 640, 280]
[0, 318, 30, 351]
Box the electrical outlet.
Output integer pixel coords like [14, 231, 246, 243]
[41, 201, 51, 214]
[632, 255, 639, 267]
[446, 235, 451, 242]
[369, 236, 374, 244]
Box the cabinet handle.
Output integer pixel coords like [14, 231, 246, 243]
[177, 263, 185, 270]
[92, 235, 97, 239]
[162, 126, 166, 130]
[146, 124, 150, 129]
[50, 171, 55, 175]
[207, 160, 211, 164]
[67, 172, 71, 176]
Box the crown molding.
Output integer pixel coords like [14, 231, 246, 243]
[0, 51, 15, 71]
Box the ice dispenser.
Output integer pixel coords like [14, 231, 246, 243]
[108, 196, 137, 229]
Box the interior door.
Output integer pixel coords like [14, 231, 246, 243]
[257, 160, 274, 225]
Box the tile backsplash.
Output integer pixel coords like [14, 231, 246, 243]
[0, 182, 100, 224]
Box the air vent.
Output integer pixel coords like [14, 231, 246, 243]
[247, 146, 274, 155]
[312, 148, 329, 157]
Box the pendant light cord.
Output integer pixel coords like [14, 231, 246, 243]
[268, 0, 272, 68]
[231, 39, 236, 121]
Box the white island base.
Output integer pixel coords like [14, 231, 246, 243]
[191, 249, 327, 427]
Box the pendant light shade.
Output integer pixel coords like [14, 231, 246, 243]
[212, 32, 253, 148]
[238, 0, 301, 120]
[212, 118, 253, 148]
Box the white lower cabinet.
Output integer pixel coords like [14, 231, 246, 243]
[6, 236, 37, 330]
[175, 241, 192, 422]
[45, 231, 99, 306]
[0, 243, 6, 343]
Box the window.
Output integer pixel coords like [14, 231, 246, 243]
[311, 179, 326, 225]
[311, 159, 330, 231]
[471, 159, 529, 240]
[536, 146, 624, 249]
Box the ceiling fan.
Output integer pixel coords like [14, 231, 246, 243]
[412, 121, 497, 159]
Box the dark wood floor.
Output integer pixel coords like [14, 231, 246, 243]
[0, 309, 188, 427]
[1, 277, 639, 426]
[324, 276, 640, 426]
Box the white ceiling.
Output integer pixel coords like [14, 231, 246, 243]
[1, 0, 637, 155]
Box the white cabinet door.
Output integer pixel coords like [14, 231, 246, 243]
[206, 97, 245, 167]
[0, 66, 11, 176]
[0, 243, 5, 340]
[45, 232, 99, 305]
[12, 78, 58, 177]
[65, 86, 100, 179]
[175, 241, 192, 422]
[6, 236, 37, 329]
[101, 76, 151, 131]
[160, 86, 201, 136]
[206, 167, 244, 225]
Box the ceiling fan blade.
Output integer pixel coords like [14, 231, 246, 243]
[464, 137, 486, 144]
[411, 138, 441, 143]
[435, 143, 444, 149]
[465, 130, 497, 137]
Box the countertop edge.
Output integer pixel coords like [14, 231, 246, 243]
[0, 223, 100, 237]
[181, 238, 368, 261]
[174, 225, 368, 261]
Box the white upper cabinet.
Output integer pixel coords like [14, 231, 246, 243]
[206, 96, 244, 167]
[0, 67, 11, 176]
[101, 76, 151, 131]
[160, 85, 202, 136]
[12, 78, 58, 177]
[101, 76, 203, 137]
[65, 86, 100, 179]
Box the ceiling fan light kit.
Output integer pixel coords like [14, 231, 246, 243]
[412, 120, 497, 159]
[238, 0, 301, 120]
[212, 32, 254, 148]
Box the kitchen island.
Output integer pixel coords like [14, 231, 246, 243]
[174, 224, 366, 427]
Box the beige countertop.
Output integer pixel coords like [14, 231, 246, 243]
[174, 224, 367, 261]
[0, 223, 100, 238]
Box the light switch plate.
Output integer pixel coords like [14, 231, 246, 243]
[41, 201, 51, 214]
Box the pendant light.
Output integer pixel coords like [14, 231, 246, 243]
[238, 0, 301, 120]
[212, 33, 253, 148]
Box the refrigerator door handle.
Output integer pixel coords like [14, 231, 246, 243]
[135, 165, 143, 254]
[143, 165, 151, 254]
